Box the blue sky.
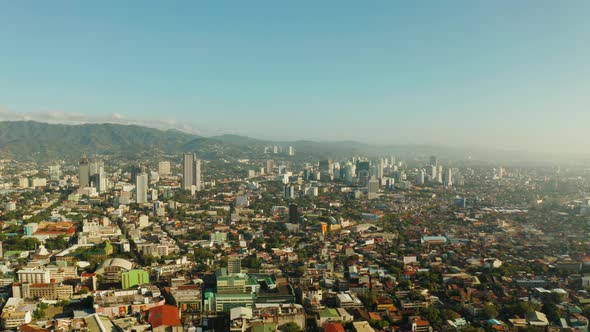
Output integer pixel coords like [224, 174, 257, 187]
[0, 1, 588, 153]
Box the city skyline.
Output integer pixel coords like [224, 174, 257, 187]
[1, 1, 589, 154]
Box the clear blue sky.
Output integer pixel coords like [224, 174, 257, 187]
[0, 1, 588, 153]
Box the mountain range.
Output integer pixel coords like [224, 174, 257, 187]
[0, 121, 571, 164]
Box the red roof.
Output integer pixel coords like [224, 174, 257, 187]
[148, 305, 181, 328]
[323, 322, 345, 332]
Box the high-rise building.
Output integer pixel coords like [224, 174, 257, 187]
[319, 160, 334, 181]
[136, 172, 148, 203]
[79, 157, 90, 189]
[416, 169, 425, 185]
[86, 158, 105, 192]
[266, 160, 274, 174]
[89, 158, 104, 177]
[367, 177, 379, 200]
[284, 185, 295, 199]
[443, 168, 453, 187]
[289, 204, 300, 223]
[182, 153, 201, 191]
[96, 166, 106, 193]
[227, 257, 241, 274]
[333, 162, 341, 180]
[158, 161, 171, 176]
[429, 165, 437, 181]
[288, 146, 295, 156]
[344, 163, 355, 183]
[49, 165, 62, 181]
[376, 159, 384, 179]
[437, 165, 443, 183]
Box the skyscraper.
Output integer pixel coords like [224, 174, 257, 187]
[289, 204, 300, 223]
[416, 169, 425, 185]
[319, 160, 334, 181]
[79, 156, 90, 189]
[443, 168, 453, 187]
[367, 177, 379, 199]
[284, 185, 295, 199]
[49, 165, 61, 181]
[266, 160, 274, 174]
[89, 157, 105, 192]
[376, 159, 384, 179]
[136, 172, 148, 203]
[182, 153, 201, 191]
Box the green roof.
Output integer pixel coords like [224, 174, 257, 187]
[319, 308, 339, 318]
[215, 293, 255, 299]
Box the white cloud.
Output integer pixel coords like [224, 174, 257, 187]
[0, 108, 217, 136]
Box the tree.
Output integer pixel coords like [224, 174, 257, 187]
[421, 307, 443, 327]
[483, 303, 499, 319]
[279, 322, 300, 332]
[441, 309, 461, 321]
[241, 255, 262, 269]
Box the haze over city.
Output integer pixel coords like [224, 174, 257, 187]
[1, 1, 589, 155]
[4, 2, 590, 332]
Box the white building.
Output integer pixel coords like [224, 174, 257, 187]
[136, 172, 148, 203]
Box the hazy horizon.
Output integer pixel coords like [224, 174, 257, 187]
[1, 1, 589, 155]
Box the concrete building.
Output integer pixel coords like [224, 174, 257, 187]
[136, 172, 148, 203]
[182, 152, 201, 191]
[158, 161, 171, 176]
[121, 269, 150, 289]
[17, 268, 51, 284]
[79, 156, 90, 188]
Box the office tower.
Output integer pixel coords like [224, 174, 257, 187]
[89, 158, 103, 177]
[289, 204, 300, 223]
[96, 165, 106, 193]
[416, 169, 425, 185]
[429, 156, 438, 166]
[358, 170, 370, 187]
[429, 165, 437, 181]
[367, 177, 379, 199]
[136, 172, 148, 203]
[386, 178, 395, 190]
[182, 153, 201, 191]
[158, 161, 171, 176]
[344, 163, 355, 184]
[273, 146, 279, 154]
[227, 257, 241, 274]
[288, 146, 295, 156]
[49, 165, 62, 181]
[284, 185, 295, 199]
[78, 157, 105, 192]
[266, 160, 274, 174]
[319, 160, 334, 181]
[303, 169, 312, 181]
[332, 162, 341, 180]
[437, 165, 443, 183]
[443, 168, 453, 187]
[356, 161, 371, 176]
[79, 156, 90, 189]
[376, 159, 384, 179]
